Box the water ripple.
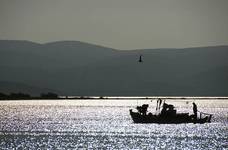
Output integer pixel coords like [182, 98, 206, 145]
[0, 100, 227, 149]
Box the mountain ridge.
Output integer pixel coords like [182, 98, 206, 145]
[1, 39, 228, 50]
[0, 40, 228, 96]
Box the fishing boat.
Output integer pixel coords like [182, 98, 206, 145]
[129, 99, 212, 124]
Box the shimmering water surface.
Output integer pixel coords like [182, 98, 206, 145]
[0, 99, 227, 149]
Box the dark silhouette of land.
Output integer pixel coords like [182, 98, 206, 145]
[0, 81, 61, 96]
[0, 92, 58, 100]
[0, 40, 228, 96]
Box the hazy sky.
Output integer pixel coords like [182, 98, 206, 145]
[0, 0, 228, 49]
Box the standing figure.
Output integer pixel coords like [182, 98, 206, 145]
[193, 102, 197, 120]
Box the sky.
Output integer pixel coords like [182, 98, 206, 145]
[0, 0, 228, 49]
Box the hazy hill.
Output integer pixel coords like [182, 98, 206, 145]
[0, 40, 227, 96]
[0, 81, 60, 96]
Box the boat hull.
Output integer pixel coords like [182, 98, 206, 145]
[130, 110, 211, 124]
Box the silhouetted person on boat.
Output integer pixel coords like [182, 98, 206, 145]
[137, 104, 148, 115]
[161, 103, 168, 114]
[161, 102, 176, 116]
[193, 102, 197, 120]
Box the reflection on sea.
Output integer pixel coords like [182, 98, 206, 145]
[0, 99, 227, 149]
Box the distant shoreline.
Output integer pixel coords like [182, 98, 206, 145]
[1, 96, 228, 101]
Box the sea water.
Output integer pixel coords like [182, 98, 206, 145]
[0, 99, 227, 149]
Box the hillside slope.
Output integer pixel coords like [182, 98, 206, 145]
[0, 40, 227, 96]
